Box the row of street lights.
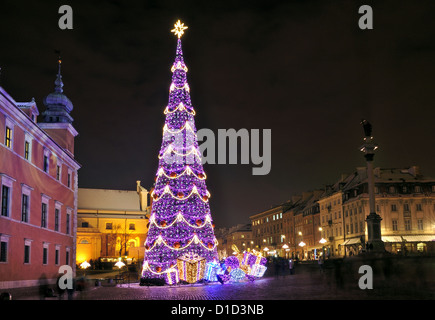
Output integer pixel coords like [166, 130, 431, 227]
[262, 227, 328, 260]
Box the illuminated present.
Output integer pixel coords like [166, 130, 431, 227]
[230, 268, 246, 281]
[240, 264, 251, 274]
[177, 253, 206, 283]
[243, 250, 267, 267]
[249, 264, 267, 278]
[165, 267, 179, 285]
[224, 256, 240, 269]
[205, 261, 224, 282]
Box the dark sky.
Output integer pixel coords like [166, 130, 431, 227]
[1, 0, 435, 228]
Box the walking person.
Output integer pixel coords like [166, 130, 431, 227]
[289, 259, 295, 275]
[318, 256, 324, 273]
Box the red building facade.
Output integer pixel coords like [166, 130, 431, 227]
[0, 61, 80, 289]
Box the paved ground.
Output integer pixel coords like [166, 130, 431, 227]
[6, 255, 435, 301]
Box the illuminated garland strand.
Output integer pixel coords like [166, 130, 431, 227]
[156, 166, 206, 180]
[158, 144, 201, 160]
[163, 122, 195, 135]
[169, 82, 190, 92]
[142, 261, 178, 276]
[171, 61, 188, 73]
[164, 102, 196, 115]
[149, 212, 213, 229]
[145, 234, 218, 252]
[151, 185, 211, 203]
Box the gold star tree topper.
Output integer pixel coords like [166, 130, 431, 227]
[171, 20, 188, 38]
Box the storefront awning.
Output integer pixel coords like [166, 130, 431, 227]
[402, 235, 435, 242]
[382, 236, 403, 243]
[343, 238, 361, 245]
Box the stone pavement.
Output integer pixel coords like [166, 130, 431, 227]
[7, 257, 435, 300]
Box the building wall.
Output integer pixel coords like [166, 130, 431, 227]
[0, 87, 80, 289]
[76, 188, 150, 265]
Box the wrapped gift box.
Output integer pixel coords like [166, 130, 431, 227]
[205, 261, 224, 282]
[165, 267, 180, 285]
[242, 251, 267, 267]
[177, 253, 206, 283]
[249, 264, 267, 278]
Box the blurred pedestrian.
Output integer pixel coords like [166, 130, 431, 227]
[318, 256, 324, 273]
[289, 259, 295, 275]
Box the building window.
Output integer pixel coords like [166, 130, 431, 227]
[66, 213, 70, 235]
[24, 141, 30, 160]
[374, 187, 379, 194]
[392, 220, 398, 231]
[5, 126, 13, 148]
[65, 248, 70, 266]
[389, 186, 395, 194]
[56, 165, 61, 181]
[403, 203, 410, 212]
[416, 203, 422, 211]
[55, 246, 60, 265]
[417, 219, 424, 231]
[415, 186, 421, 193]
[41, 203, 47, 228]
[0, 236, 9, 262]
[391, 204, 397, 212]
[67, 173, 71, 188]
[24, 243, 31, 264]
[43, 155, 49, 173]
[82, 222, 89, 228]
[54, 209, 60, 231]
[21, 194, 29, 222]
[42, 245, 48, 265]
[128, 223, 135, 230]
[404, 219, 411, 231]
[402, 186, 407, 193]
[106, 223, 113, 230]
[1, 185, 10, 217]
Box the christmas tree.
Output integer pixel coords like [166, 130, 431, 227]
[141, 21, 218, 283]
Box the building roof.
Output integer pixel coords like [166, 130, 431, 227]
[78, 188, 141, 211]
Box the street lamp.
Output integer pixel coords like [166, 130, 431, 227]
[282, 244, 289, 258]
[263, 247, 269, 256]
[80, 260, 90, 277]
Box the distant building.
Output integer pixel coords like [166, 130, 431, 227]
[250, 166, 435, 260]
[76, 187, 150, 266]
[250, 203, 290, 258]
[0, 60, 80, 289]
[319, 166, 435, 257]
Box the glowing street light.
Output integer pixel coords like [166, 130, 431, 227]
[319, 238, 327, 244]
[80, 261, 91, 269]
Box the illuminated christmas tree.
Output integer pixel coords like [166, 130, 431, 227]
[141, 21, 218, 283]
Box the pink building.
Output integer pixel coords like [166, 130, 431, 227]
[0, 60, 80, 289]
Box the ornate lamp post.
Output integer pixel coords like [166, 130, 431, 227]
[360, 120, 384, 252]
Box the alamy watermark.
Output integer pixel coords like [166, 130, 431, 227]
[58, 265, 73, 290]
[358, 265, 373, 290]
[161, 126, 272, 175]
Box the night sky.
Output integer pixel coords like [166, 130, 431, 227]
[1, 0, 434, 228]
